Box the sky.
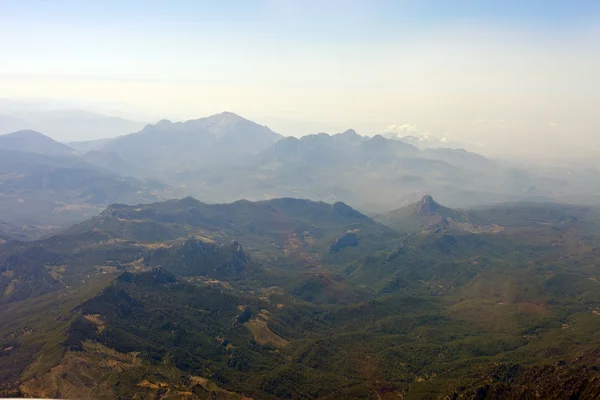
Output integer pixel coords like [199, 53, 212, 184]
[1, 0, 600, 157]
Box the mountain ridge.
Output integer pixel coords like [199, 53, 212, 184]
[0, 129, 76, 157]
[0, 109, 147, 142]
[99, 112, 283, 175]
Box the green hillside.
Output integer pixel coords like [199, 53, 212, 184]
[2, 196, 600, 399]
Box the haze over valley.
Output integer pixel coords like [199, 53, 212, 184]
[1, 106, 599, 236]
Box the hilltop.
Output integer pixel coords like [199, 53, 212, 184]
[0, 129, 75, 157]
[374, 195, 470, 232]
[66, 196, 395, 264]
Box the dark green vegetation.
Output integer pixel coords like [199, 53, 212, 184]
[2, 195, 600, 399]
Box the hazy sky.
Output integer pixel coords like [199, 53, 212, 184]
[1, 0, 600, 157]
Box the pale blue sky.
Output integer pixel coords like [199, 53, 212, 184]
[1, 0, 599, 156]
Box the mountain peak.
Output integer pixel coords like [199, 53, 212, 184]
[370, 134, 387, 142]
[195, 112, 280, 140]
[0, 129, 75, 157]
[204, 111, 246, 125]
[4, 129, 47, 138]
[176, 196, 206, 208]
[341, 129, 358, 136]
[217, 111, 242, 118]
[416, 195, 441, 216]
[155, 119, 172, 126]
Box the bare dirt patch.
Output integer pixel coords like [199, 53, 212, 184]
[245, 317, 289, 348]
[83, 314, 106, 334]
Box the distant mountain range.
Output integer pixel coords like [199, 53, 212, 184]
[0, 109, 146, 142]
[381, 130, 476, 151]
[0, 129, 76, 157]
[0, 130, 170, 235]
[1, 110, 599, 238]
[101, 111, 283, 174]
[152, 120, 569, 210]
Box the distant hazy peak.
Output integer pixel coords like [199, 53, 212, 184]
[416, 195, 441, 216]
[106, 112, 282, 166]
[197, 111, 256, 126]
[0, 129, 76, 157]
[147, 112, 259, 129]
[175, 196, 207, 207]
[370, 134, 387, 141]
[214, 110, 243, 120]
[340, 129, 359, 136]
[4, 129, 46, 138]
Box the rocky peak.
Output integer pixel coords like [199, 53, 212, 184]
[416, 195, 441, 216]
[230, 240, 249, 263]
[98, 203, 128, 220]
[230, 239, 243, 254]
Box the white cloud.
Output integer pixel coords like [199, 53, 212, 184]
[384, 124, 455, 144]
[549, 122, 559, 127]
[474, 118, 486, 123]
[384, 123, 417, 134]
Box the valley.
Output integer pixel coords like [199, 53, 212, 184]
[1, 193, 600, 399]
